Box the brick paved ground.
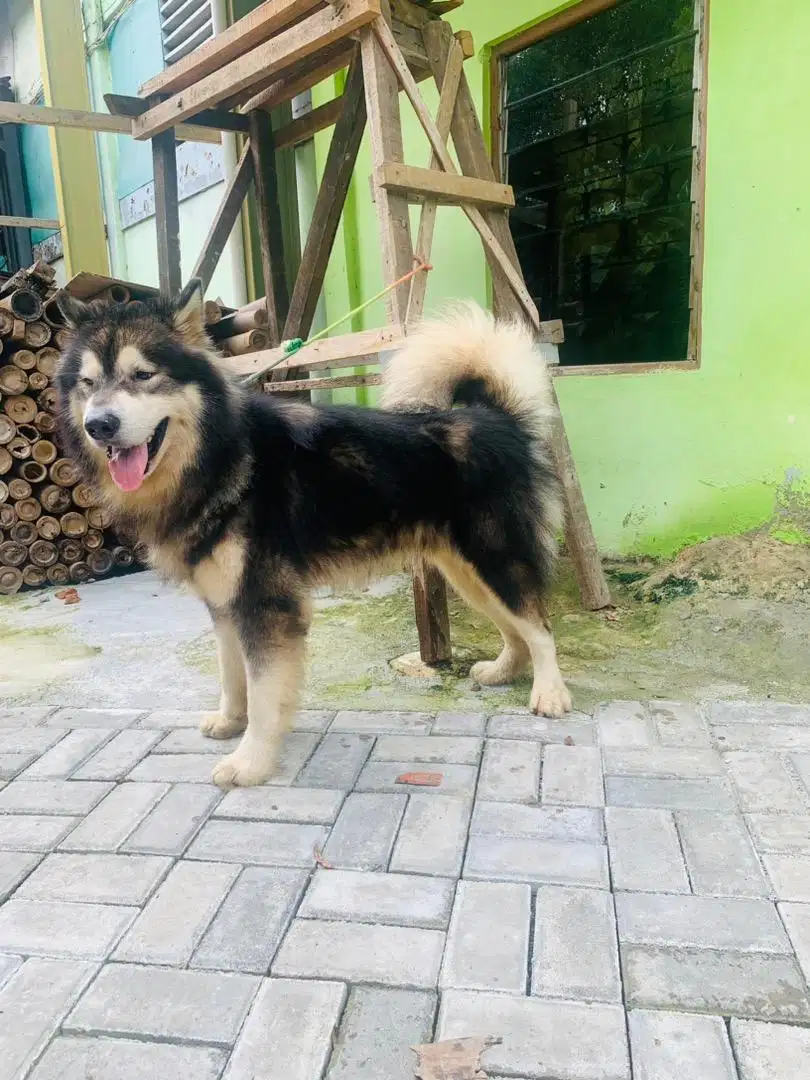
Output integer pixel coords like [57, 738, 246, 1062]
[1, 700, 809, 1078]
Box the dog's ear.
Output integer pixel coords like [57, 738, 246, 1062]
[171, 278, 207, 346]
[56, 291, 91, 330]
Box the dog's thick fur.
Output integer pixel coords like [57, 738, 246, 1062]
[56, 282, 571, 787]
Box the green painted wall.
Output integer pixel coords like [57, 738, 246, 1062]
[315, 0, 810, 555]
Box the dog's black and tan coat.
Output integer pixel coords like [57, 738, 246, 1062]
[56, 282, 571, 787]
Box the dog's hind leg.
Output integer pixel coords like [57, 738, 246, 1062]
[211, 601, 311, 788]
[200, 614, 248, 739]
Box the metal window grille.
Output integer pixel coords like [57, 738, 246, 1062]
[159, 0, 214, 65]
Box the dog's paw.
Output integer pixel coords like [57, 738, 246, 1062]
[530, 680, 572, 718]
[470, 648, 527, 686]
[200, 712, 247, 739]
[212, 749, 275, 789]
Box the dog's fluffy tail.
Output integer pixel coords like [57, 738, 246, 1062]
[381, 302, 555, 438]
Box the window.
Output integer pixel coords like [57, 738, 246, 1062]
[159, 0, 214, 65]
[493, 0, 707, 369]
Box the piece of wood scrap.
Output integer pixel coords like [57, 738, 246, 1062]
[396, 771, 442, 787]
[412, 1036, 502, 1080]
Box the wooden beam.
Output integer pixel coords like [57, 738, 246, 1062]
[377, 162, 514, 209]
[413, 564, 451, 665]
[152, 130, 182, 294]
[140, 0, 324, 99]
[283, 58, 366, 341]
[264, 372, 383, 393]
[237, 41, 356, 114]
[0, 215, 60, 230]
[0, 99, 220, 145]
[132, 0, 381, 141]
[226, 326, 404, 378]
[191, 142, 254, 294]
[248, 110, 289, 345]
[104, 92, 249, 135]
[273, 96, 343, 152]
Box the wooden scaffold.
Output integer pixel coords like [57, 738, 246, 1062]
[4, 0, 611, 645]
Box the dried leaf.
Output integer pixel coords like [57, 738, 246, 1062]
[395, 771, 442, 787]
[412, 1036, 502, 1080]
[313, 847, 333, 869]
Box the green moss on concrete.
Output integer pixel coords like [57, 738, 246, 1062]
[0, 611, 101, 698]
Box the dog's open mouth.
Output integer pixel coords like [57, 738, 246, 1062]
[106, 418, 169, 492]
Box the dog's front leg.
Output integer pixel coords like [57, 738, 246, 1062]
[210, 613, 308, 789]
[200, 613, 248, 739]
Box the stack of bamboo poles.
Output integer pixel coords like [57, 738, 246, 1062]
[0, 264, 146, 594]
[205, 297, 270, 355]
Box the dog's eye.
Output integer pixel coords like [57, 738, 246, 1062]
[134, 370, 155, 382]
[79, 377, 93, 390]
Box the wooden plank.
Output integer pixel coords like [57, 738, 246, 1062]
[0, 99, 219, 145]
[191, 142, 254, 294]
[413, 564, 451, 665]
[377, 161, 514, 209]
[132, 0, 381, 141]
[104, 92, 249, 134]
[225, 326, 404, 378]
[248, 111, 289, 345]
[0, 215, 60, 230]
[273, 96, 343, 151]
[152, 129, 182, 294]
[140, 0, 324, 98]
[264, 372, 383, 392]
[237, 40, 355, 114]
[283, 58, 366, 341]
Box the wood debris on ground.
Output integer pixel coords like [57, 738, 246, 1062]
[395, 771, 443, 787]
[412, 1036, 502, 1080]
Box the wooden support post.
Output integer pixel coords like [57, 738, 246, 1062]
[361, 4, 451, 664]
[248, 110, 290, 346]
[152, 129, 182, 294]
[191, 142, 255, 293]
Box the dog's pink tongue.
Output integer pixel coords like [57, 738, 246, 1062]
[108, 443, 148, 492]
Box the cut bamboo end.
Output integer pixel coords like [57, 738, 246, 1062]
[0, 540, 27, 566]
[0, 309, 14, 336]
[40, 484, 71, 514]
[86, 505, 111, 530]
[60, 511, 88, 538]
[24, 322, 51, 349]
[36, 515, 60, 541]
[8, 478, 31, 501]
[102, 285, 131, 304]
[16, 424, 38, 444]
[31, 439, 57, 466]
[43, 297, 66, 328]
[19, 461, 47, 484]
[53, 329, 71, 350]
[0, 447, 12, 475]
[35, 412, 57, 435]
[113, 545, 135, 567]
[7, 435, 30, 460]
[83, 528, 104, 551]
[0, 503, 15, 529]
[220, 329, 270, 356]
[22, 565, 46, 587]
[87, 548, 114, 575]
[0, 416, 16, 445]
[46, 563, 70, 586]
[4, 395, 37, 424]
[16, 497, 42, 522]
[11, 348, 36, 372]
[27, 370, 49, 393]
[0, 288, 44, 323]
[59, 538, 83, 564]
[29, 539, 58, 568]
[37, 387, 58, 414]
[50, 459, 79, 487]
[0, 365, 28, 395]
[0, 480, 7, 504]
[69, 560, 92, 584]
[10, 521, 36, 545]
[36, 347, 59, 378]
[71, 483, 96, 508]
[0, 565, 23, 594]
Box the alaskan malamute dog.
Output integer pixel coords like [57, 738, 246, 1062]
[56, 281, 571, 787]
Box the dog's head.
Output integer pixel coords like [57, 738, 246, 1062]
[56, 280, 225, 509]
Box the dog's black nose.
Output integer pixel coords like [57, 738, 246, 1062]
[85, 411, 121, 442]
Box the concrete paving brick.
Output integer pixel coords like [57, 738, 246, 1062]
[605, 807, 689, 893]
[192, 867, 308, 973]
[471, 800, 603, 843]
[677, 810, 770, 896]
[62, 783, 170, 852]
[603, 747, 723, 778]
[127, 752, 222, 783]
[71, 730, 164, 780]
[464, 834, 609, 888]
[438, 990, 630, 1080]
[0, 779, 113, 815]
[224, 978, 346, 1080]
[0, 753, 32, 779]
[616, 893, 791, 953]
[0, 728, 67, 756]
[29, 1036, 228, 1080]
[188, 819, 329, 867]
[294, 733, 374, 789]
[65, 963, 259, 1045]
[372, 734, 483, 765]
[712, 723, 810, 751]
[441, 881, 529, 993]
[779, 902, 810, 984]
[273, 919, 444, 987]
[355, 759, 477, 796]
[487, 714, 596, 744]
[542, 746, 604, 807]
[0, 813, 79, 851]
[0, 706, 56, 727]
[136, 709, 205, 728]
[731, 1017, 810, 1079]
[649, 702, 711, 747]
[532, 887, 620, 1003]
[604, 776, 737, 810]
[793, 753, 810, 794]
[154, 728, 241, 753]
[745, 813, 810, 853]
[300, 869, 454, 929]
[22, 730, 113, 779]
[324, 792, 407, 871]
[293, 710, 334, 733]
[122, 782, 220, 855]
[596, 702, 652, 747]
[622, 944, 810, 1020]
[478, 739, 541, 803]
[0, 952, 21, 989]
[0, 850, 41, 900]
[433, 711, 486, 736]
[326, 986, 435, 1080]
[762, 853, 810, 900]
[390, 794, 471, 876]
[46, 708, 141, 728]
[17, 852, 171, 905]
[216, 785, 344, 823]
[0, 899, 136, 960]
[331, 710, 432, 734]
[628, 1010, 737, 1080]
[113, 859, 239, 965]
[711, 701, 810, 725]
[723, 752, 809, 812]
[0, 957, 96, 1080]
[266, 732, 320, 784]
